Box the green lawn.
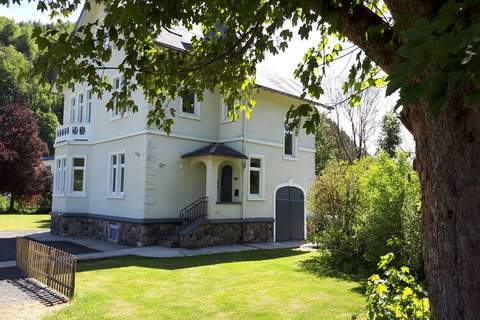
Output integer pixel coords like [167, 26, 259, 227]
[45, 249, 365, 320]
[0, 213, 50, 230]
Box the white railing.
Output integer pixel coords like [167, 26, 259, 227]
[55, 123, 92, 144]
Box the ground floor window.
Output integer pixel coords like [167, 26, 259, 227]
[72, 157, 86, 194]
[54, 157, 66, 195]
[109, 152, 126, 197]
[248, 155, 265, 199]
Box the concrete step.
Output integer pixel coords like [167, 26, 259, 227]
[158, 239, 178, 248]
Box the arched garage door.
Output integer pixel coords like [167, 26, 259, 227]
[275, 186, 305, 241]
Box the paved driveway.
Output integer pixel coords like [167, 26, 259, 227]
[0, 230, 100, 263]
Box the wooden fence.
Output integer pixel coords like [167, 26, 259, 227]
[16, 237, 77, 299]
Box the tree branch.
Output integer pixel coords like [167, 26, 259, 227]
[302, 0, 399, 73]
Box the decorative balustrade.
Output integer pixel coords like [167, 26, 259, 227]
[55, 123, 92, 144]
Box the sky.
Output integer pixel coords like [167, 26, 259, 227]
[0, 1, 414, 154]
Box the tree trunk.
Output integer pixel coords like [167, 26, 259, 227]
[401, 92, 480, 320]
[9, 194, 14, 212]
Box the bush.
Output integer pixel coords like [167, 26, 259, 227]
[307, 158, 371, 273]
[366, 252, 430, 320]
[359, 153, 422, 274]
[308, 152, 422, 276]
[0, 194, 8, 211]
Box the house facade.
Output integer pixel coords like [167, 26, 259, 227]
[51, 5, 316, 248]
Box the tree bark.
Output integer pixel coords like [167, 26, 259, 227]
[400, 91, 480, 320]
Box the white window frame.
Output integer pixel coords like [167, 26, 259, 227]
[103, 33, 110, 49]
[54, 156, 66, 196]
[111, 74, 126, 120]
[220, 99, 232, 123]
[107, 151, 126, 198]
[78, 92, 85, 123]
[86, 89, 93, 123]
[70, 155, 87, 196]
[247, 154, 266, 200]
[70, 96, 76, 123]
[179, 92, 201, 120]
[283, 125, 298, 160]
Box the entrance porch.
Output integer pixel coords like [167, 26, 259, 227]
[181, 143, 247, 220]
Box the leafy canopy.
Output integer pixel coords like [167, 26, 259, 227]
[1, 0, 479, 133]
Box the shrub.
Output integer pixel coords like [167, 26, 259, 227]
[308, 152, 422, 275]
[307, 158, 372, 273]
[366, 252, 430, 319]
[359, 153, 422, 274]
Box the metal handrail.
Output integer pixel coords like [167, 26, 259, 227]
[179, 196, 208, 228]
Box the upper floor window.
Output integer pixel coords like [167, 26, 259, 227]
[248, 155, 265, 199]
[180, 91, 200, 119]
[221, 100, 232, 123]
[103, 33, 110, 49]
[78, 93, 84, 123]
[54, 157, 66, 195]
[70, 96, 76, 123]
[108, 152, 126, 197]
[111, 75, 125, 119]
[86, 89, 93, 123]
[72, 157, 86, 194]
[284, 125, 297, 158]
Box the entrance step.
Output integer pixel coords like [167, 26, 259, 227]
[158, 239, 178, 248]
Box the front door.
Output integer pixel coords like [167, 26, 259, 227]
[275, 186, 304, 241]
[220, 165, 233, 202]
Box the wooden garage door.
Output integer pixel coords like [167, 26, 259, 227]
[275, 186, 304, 241]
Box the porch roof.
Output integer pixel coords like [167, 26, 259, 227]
[181, 143, 248, 159]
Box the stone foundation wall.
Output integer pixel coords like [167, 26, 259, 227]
[51, 214, 177, 247]
[179, 221, 273, 249]
[51, 214, 273, 248]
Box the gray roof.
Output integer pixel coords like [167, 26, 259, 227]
[182, 143, 248, 159]
[156, 27, 195, 51]
[155, 27, 316, 104]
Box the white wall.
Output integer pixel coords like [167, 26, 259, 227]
[54, 4, 316, 221]
[52, 134, 148, 219]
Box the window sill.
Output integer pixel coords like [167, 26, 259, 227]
[109, 114, 127, 122]
[179, 113, 201, 121]
[53, 193, 65, 198]
[282, 155, 298, 161]
[220, 119, 232, 124]
[248, 195, 266, 201]
[106, 195, 126, 199]
[216, 202, 242, 205]
[68, 192, 86, 197]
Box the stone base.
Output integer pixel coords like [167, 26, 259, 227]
[51, 213, 178, 247]
[51, 213, 274, 248]
[179, 221, 273, 249]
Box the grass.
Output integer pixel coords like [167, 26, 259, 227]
[45, 249, 366, 320]
[0, 213, 50, 230]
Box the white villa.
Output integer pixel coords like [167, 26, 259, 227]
[51, 5, 316, 248]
